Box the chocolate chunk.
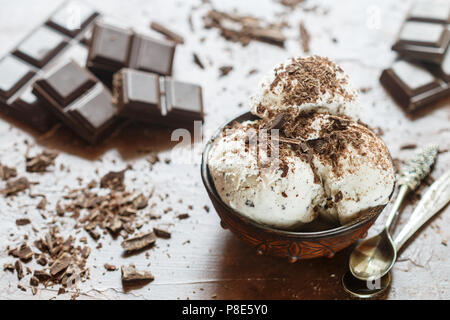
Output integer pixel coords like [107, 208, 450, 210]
[26, 151, 58, 173]
[36, 61, 97, 107]
[16, 218, 31, 226]
[33, 61, 119, 144]
[150, 21, 185, 44]
[129, 34, 176, 76]
[30, 276, 39, 287]
[13, 27, 68, 68]
[50, 252, 72, 275]
[380, 60, 449, 112]
[114, 69, 204, 127]
[87, 23, 133, 73]
[104, 263, 117, 271]
[391, 1, 450, 64]
[0, 163, 17, 181]
[121, 231, 157, 252]
[177, 213, 190, 220]
[0, 56, 35, 100]
[15, 261, 24, 280]
[1, 177, 30, 196]
[34, 270, 51, 282]
[100, 169, 126, 191]
[87, 22, 176, 84]
[121, 264, 154, 282]
[153, 227, 171, 239]
[18, 244, 33, 261]
[219, 65, 233, 77]
[46, 1, 99, 37]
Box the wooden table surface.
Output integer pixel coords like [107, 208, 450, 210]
[0, 0, 449, 300]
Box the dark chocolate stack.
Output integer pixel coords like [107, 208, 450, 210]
[0, 1, 99, 133]
[380, 0, 450, 112]
[0, 1, 204, 144]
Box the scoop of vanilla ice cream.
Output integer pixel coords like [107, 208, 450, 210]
[302, 114, 395, 225]
[208, 121, 324, 229]
[250, 56, 360, 120]
[208, 113, 395, 229]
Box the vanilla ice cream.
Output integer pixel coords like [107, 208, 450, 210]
[250, 56, 360, 120]
[208, 55, 395, 230]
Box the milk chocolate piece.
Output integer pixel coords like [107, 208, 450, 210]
[121, 231, 157, 252]
[46, 1, 100, 37]
[13, 27, 68, 68]
[33, 61, 119, 144]
[114, 68, 203, 127]
[121, 265, 154, 282]
[380, 60, 449, 111]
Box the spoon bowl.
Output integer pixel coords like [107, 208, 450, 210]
[349, 228, 396, 280]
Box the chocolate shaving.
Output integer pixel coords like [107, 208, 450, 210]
[100, 169, 127, 191]
[193, 52, 205, 69]
[299, 22, 310, 53]
[203, 9, 286, 47]
[16, 218, 31, 226]
[104, 263, 117, 271]
[150, 21, 184, 44]
[50, 252, 72, 275]
[219, 65, 233, 77]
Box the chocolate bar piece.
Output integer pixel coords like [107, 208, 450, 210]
[0, 56, 35, 100]
[87, 22, 176, 85]
[0, 1, 100, 132]
[380, 60, 449, 111]
[392, 1, 450, 64]
[13, 26, 68, 68]
[408, 0, 450, 24]
[46, 1, 99, 38]
[33, 61, 119, 143]
[113, 69, 203, 127]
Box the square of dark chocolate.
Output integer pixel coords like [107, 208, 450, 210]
[0, 56, 35, 100]
[129, 34, 176, 76]
[409, 0, 450, 24]
[380, 60, 448, 111]
[117, 69, 161, 115]
[46, 1, 99, 37]
[398, 21, 447, 47]
[34, 61, 96, 108]
[13, 26, 68, 68]
[87, 23, 133, 71]
[165, 78, 203, 121]
[67, 84, 117, 133]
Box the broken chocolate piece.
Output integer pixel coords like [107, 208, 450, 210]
[104, 263, 117, 271]
[26, 150, 58, 173]
[1, 177, 30, 196]
[50, 252, 72, 275]
[0, 163, 17, 181]
[100, 169, 126, 191]
[121, 264, 154, 282]
[121, 231, 157, 252]
[150, 21, 185, 44]
[153, 227, 171, 239]
[16, 218, 31, 226]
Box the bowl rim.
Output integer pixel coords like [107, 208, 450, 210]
[201, 111, 388, 239]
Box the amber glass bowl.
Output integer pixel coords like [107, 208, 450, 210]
[201, 112, 389, 262]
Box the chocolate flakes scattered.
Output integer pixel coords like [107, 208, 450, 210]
[203, 9, 286, 47]
[100, 169, 127, 191]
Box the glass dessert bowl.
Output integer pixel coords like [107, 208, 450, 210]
[201, 112, 394, 262]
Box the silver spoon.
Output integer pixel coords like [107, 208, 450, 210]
[349, 145, 439, 281]
[343, 169, 450, 298]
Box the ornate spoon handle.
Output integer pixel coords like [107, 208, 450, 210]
[384, 144, 439, 230]
[394, 169, 450, 251]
